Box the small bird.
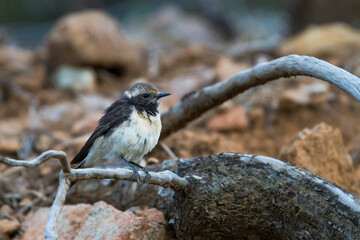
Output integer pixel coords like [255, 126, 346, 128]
[71, 82, 170, 183]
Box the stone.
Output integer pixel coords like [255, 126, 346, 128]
[0, 138, 22, 153]
[71, 112, 102, 136]
[215, 57, 251, 82]
[46, 10, 142, 75]
[22, 201, 168, 240]
[135, 5, 225, 47]
[0, 218, 20, 236]
[207, 105, 249, 131]
[279, 81, 330, 111]
[278, 23, 360, 58]
[0, 45, 33, 74]
[54, 65, 96, 92]
[280, 123, 360, 195]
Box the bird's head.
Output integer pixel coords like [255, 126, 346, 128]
[124, 82, 171, 114]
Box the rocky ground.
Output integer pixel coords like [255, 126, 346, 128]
[1, 9, 360, 240]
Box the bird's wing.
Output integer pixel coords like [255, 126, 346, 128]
[70, 115, 128, 165]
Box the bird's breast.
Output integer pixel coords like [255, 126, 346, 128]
[102, 109, 161, 163]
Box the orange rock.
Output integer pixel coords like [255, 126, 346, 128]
[0, 138, 22, 153]
[280, 123, 360, 195]
[71, 112, 102, 136]
[207, 105, 249, 131]
[0, 218, 20, 235]
[22, 201, 168, 240]
[278, 23, 360, 58]
[279, 82, 330, 111]
[215, 57, 251, 82]
[46, 10, 142, 75]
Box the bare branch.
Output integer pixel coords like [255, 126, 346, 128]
[161, 54, 360, 138]
[44, 172, 70, 240]
[67, 168, 188, 192]
[0, 150, 71, 173]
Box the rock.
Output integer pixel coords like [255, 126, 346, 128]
[286, 0, 360, 33]
[279, 81, 330, 111]
[162, 65, 215, 109]
[278, 23, 360, 58]
[54, 65, 96, 92]
[215, 57, 251, 82]
[0, 205, 13, 216]
[280, 123, 360, 195]
[0, 45, 34, 74]
[207, 105, 249, 131]
[35, 101, 84, 131]
[132, 5, 225, 47]
[0, 118, 27, 154]
[0, 138, 22, 153]
[47, 10, 142, 75]
[0, 218, 20, 236]
[71, 112, 102, 136]
[22, 201, 168, 240]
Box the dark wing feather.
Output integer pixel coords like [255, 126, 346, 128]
[71, 125, 108, 164]
[71, 98, 131, 165]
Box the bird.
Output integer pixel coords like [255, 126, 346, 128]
[70, 82, 171, 183]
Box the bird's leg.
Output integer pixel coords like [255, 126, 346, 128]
[129, 161, 151, 184]
[120, 158, 140, 183]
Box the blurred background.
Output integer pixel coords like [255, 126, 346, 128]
[1, 0, 360, 47]
[2, 1, 360, 239]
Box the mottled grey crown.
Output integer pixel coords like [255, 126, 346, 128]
[124, 82, 159, 98]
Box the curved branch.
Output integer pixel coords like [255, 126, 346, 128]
[44, 172, 70, 240]
[0, 150, 71, 173]
[161, 54, 360, 138]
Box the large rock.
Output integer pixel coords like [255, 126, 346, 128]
[22, 201, 168, 240]
[278, 23, 360, 58]
[47, 10, 142, 75]
[207, 104, 249, 131]
[280, 123, 360, 195]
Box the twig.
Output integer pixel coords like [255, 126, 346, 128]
[161, 54, 360, 138]
[0, 150, 71, 173]
[160, 142, 178, 160]
[44, 172, 70, 240]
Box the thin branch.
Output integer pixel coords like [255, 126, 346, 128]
[161, 54, 360, 138]
[0, 150, 71, 173]
[160, 142, 178, 160]
[67, 168, 188, 191]
[44, 172, 70, 240]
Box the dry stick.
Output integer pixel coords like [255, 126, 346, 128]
[161, 54, 360, 138]
[0, 150, 71, 173]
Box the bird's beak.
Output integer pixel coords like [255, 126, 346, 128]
[156, 92, 171, 99]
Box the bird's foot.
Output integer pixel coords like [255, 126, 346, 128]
[130, 161, 151, 184]
[120, 158, 141, 183]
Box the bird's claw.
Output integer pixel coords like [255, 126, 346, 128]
[129, 166, 141, 184]
[141, 167, 151, 184]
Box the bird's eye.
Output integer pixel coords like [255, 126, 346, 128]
[142, 93, 150, 98]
